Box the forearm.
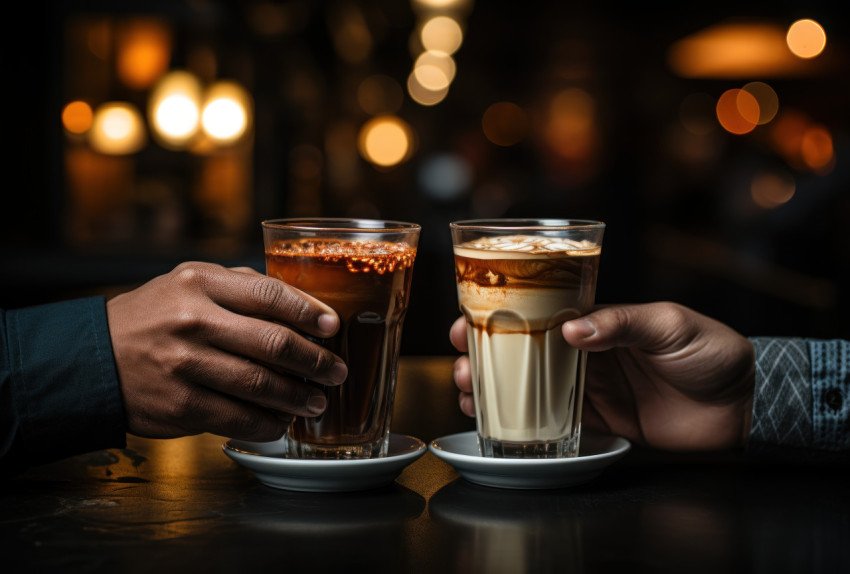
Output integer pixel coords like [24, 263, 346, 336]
[1, 297, 127, 477]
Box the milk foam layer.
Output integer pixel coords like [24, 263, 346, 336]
[454, 234, 600, 332]
[453, 233, 600, 446]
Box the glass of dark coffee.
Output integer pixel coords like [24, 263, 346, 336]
[262, 218, 420, 459]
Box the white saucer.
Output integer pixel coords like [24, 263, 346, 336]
[223, 434, 426, 492]
[428, 431, 631, 489]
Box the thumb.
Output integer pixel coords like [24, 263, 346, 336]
[562, 302, 694, 354]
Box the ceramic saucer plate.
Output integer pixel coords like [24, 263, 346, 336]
[223, 433, 426, 492]
[429, 431, 630, 490]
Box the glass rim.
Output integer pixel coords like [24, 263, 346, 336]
[262, 217, 421, 232]
[449, 218, 605, 231]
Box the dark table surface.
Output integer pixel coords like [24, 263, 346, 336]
[3, 356, 849, 574]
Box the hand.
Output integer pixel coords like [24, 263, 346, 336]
[451, 302, 755, 451]
[107, 262, 348, 442]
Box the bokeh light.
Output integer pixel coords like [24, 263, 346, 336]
[413, 63, 450, 91]
[800, 125, 834, 171]
[411, 0, 473, 10]
[115, 18, 172, 90]
[420, 16, 463, 55]
[668, 22, 806, 78]
[201, 81, 252, 144]
[358, 115, 414, 168]
[418, 153, 472, 201]
[482, 101, 528, 146]
[716, 88, 759, 135]
[751, 172, 795, 209]
[413, 50, 456, 92]
[742, 81, 779, 125]
[544, 88, 597, 160]
[407, 70, 450, 106]
[88, 102, 146, 155]
[148, 70, 202, 149]
[787, 19, 826, 59]
[62, 101, 94, 135]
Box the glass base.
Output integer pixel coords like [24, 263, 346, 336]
[479, 435, 580, 459]
[284, 435, 390, 460]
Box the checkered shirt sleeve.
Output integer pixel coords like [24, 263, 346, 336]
[747, 337, 849, 462]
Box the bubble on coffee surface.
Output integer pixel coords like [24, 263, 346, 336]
[461, 235, 597, 254]
[269, 238, 416, 274]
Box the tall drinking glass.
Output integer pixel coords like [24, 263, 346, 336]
[262, 218, 420, 459]
[450, 219, 605, 458]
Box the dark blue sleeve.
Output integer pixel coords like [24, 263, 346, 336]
[1, 296, 127, 477]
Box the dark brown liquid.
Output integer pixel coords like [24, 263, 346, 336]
[265, 238, 416, 447]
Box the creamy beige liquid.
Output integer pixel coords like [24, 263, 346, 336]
[454, 235, 600, 454]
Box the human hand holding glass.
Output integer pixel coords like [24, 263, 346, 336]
[452, 302, 756, 451]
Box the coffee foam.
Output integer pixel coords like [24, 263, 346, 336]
[269, 238, 416, 274]
[456, 234, 599, 258]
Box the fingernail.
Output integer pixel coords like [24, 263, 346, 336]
[328, 361, 348, 385]
[318, 313, 338, 335]
[307, 394, 327, 414]
[570, 318, 597, 339]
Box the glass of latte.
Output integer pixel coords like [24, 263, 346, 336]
[450, 219, 605, 458]
[262, 218, 420, 459]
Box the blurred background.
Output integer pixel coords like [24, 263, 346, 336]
[2, 0, 847, 355]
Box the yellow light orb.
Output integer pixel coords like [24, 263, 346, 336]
[148, 70, 203, 149]
[201, 81, 252, 144]
[358, 116, 414, 167]
[407, 70, 449, 106]
[88, 102, 146, 155]
[420, 16, 463, 55]
[62, 100, 94, 134]
[787, 19, 826, 59]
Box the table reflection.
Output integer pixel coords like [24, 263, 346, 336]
[428, 455, 850, 573]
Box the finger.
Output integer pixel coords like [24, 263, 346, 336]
[204, 311, 348, 386]
[453, 355, 472, 393]
[171, 384, 291, 442]
[176, 262, 340, 338]
[449, 316, 469, 352]
[229, 266, 265, 276]
[458, 392, 475, 418]
[185, 348, 331, 416]
[562, 302, 693, 354]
